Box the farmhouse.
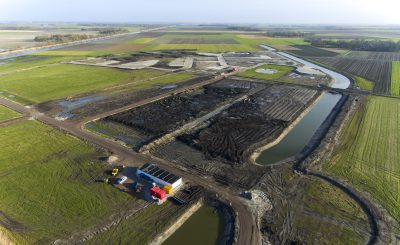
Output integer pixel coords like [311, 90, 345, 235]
[137, 163, 182, 190]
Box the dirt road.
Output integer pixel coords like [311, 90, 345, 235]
[0, 93, 260, 245]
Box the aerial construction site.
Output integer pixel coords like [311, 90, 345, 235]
[0, 18, 400, 245]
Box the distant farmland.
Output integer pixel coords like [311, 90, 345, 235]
[324, 96, 400, 222]
[312, 57, 392, 94]
[343, 51, 400, 61]
[288, 45, 339, 57]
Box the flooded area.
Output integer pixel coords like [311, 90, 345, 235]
[163, 206, 225, 245]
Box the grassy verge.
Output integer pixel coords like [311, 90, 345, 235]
[0, 105, 21, 122]
[353, 76, 374, 91]
[0, 120, 134, 244]
[391, 61, 400, 96]
[323, 96, 400, 222]
[0, 64, 165, 103]
[237, 64, 294, 81]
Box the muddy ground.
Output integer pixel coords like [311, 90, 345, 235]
[102, 79, 261, 148]
[37, 75, 214, 119]
[148, 84, 320, 189]
[177, 85, 320, 164]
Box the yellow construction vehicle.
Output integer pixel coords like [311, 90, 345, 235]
[112, 168, 119, 176]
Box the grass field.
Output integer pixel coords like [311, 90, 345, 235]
[85, 201, 183, 245]
[0, 120, 134, 244]
[0, 55, 78, 74]
[128, 37, 156, 44]
[138, 33, 308, 52]
[354, 76, 374, 91]
[142, 43, 258, 52]
[0, 105, 21, 122]
[391, 61, 400, 96]
[324, 96, 400, 221]
[237, 64, 294, 81]
[0, 64, 165, 103]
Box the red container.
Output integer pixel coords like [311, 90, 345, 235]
[150, 186, 166, 200]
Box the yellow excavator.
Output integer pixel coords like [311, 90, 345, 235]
[111, 168, 119, 176]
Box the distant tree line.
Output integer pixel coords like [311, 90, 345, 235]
[34, 34, 96, 43]
[309, 38, 400, 52]
[34, 28, 129, 43]
[226, 26, 262, 32]
[80, 28, 129, 35]
[265, 31, 311, 38]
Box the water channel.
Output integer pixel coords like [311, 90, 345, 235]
[163, 206, 225, 245]
[256, 50, 350, 165]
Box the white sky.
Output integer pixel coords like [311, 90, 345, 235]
[0, 0, 399, 24]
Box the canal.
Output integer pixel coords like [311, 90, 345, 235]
[256, 49, 350, 165]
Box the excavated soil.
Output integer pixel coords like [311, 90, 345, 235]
[104, 79, 259, 143]
[177, 85, 320, 164]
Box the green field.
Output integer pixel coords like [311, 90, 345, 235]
[391, 61, 400, 96]
[138, 33, 308, 52]
[128, 37, 156, 44]
[142, 43, 258, 52]
[293, 178, 368, 244]
[0, 105, 21, 122]
[354, 76, 374, 91]
[0, 55, 78, 74]
[324, 96, 400, 221]
[237, 64, 294, 81]
[85, 201, 183, 245]
[0, 64, 165, 103]
[0, 120, 134, 244]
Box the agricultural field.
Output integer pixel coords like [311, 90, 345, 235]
[0, 120, 135, 244]
[287, 45, 340, 57]
[0, 64, 165, 103]
[0, 55, 78, 74]
[343, 51, 400, 61]
[391, 61, 400, 96]
[312, 57, 392, 94]
[353, 76, 374, 91]
[323, 96, 400, 222]
[236, 35, 308, 50]
[237, 64, 294, 81]
[132, 32, 308, 52]
[142, 44, 258, 53]
[0, 105, 21, 122]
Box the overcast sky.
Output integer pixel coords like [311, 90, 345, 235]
[1, 0, 399, 24]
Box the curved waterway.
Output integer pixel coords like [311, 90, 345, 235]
[256, 50, 350, 165]
[163, 206, 225, 245]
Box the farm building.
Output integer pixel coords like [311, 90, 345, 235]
[137, 163, 182, 190]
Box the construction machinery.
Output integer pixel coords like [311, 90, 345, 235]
[112, 168, 119, 176]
